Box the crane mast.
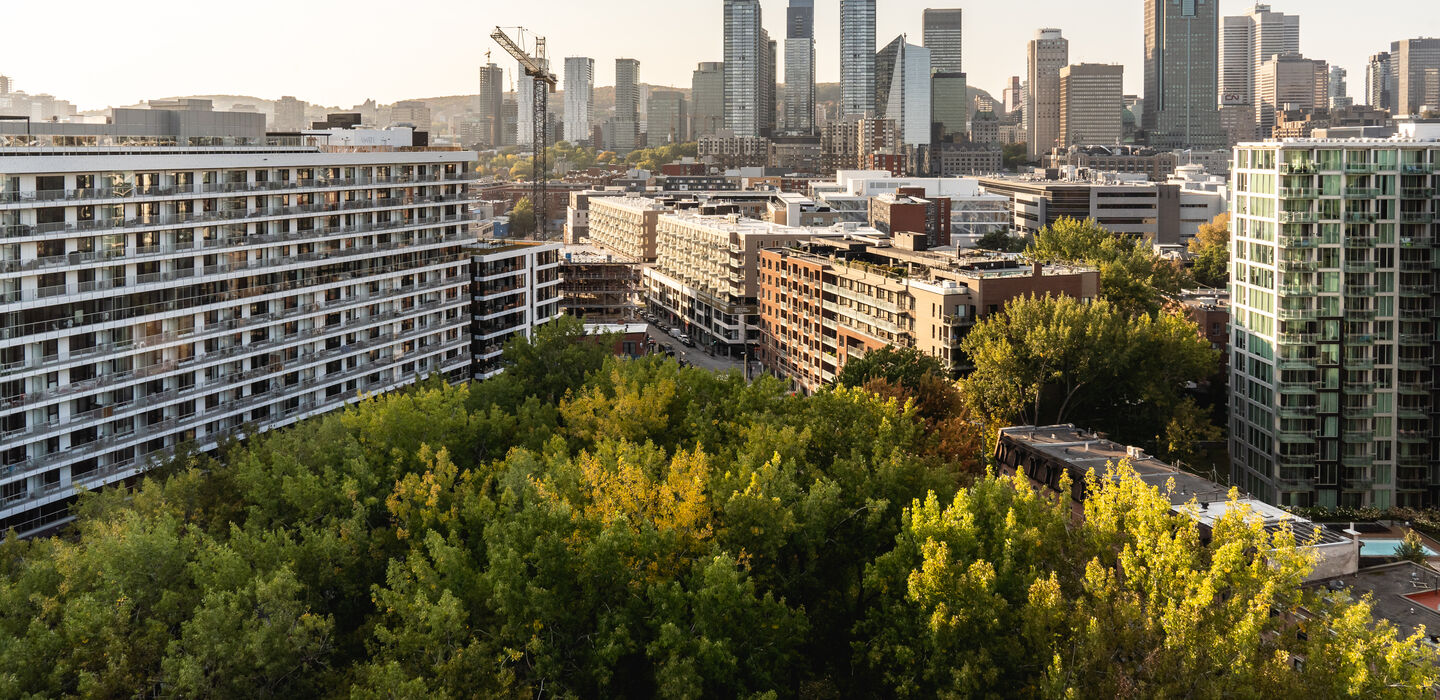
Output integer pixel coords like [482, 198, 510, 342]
[490, 27, 557, 238]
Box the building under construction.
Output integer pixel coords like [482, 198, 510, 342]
[559, 245, 642, 322]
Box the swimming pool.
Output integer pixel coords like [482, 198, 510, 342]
[1359, 539, 1439, 557]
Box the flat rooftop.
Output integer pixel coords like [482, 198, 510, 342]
[1305, 561, 1440, 641]
[998, 424, 1347, 546]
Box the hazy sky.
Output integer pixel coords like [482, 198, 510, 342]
[2, 0, 1437, 110]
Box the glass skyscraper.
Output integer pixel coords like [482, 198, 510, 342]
[1143, 0, 1225, 149]
[840, 0, 876, 118]
[782, 0, 816, 135]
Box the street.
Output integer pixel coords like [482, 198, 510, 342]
[643, 323, 758, 376]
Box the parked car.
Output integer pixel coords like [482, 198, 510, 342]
[677, 334, 695, 348]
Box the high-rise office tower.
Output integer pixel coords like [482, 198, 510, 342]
[1256, 54, 1328, 137]
[646, 91, 689, 147]
[840, 0, 877, 117]
[1229, 136, 1440, 509]
[1395, 38, 1440, 116]
[614, 58, 641, 152]
[922, 9, 964, 74]
[1027, 28, 1068, 160]
[1220, 4, 1300, 109]
[0, 75, 10, 95]
[1059, 63, 1124, 147]
[783, 0, 816, 135]
[1330, 66, 1350, 108]
[931, 72, 967, 143]
[478, 63, 505, 148]
[1367, 52, 1395, 112]
[1002, 75, 1023, 115]
[723, 0, 763, 137]
[1143, 0, 1224, 149]
[692, 62, 726, 139]
[761, 31, 777, 137]
[563, 57, 595, 144]
[875, 37, 933, 147]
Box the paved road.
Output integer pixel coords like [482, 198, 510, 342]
[643, 323, 758, 376]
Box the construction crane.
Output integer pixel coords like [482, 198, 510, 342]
[491, 26, 557, 239]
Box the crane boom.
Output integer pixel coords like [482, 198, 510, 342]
[491, 26, 555, 239]
[489, 28, 556, 87]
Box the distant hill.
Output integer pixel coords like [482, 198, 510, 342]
[101, 82, 999, 123]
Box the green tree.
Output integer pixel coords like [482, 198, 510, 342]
[507, 196, 536, 236]
[860, 465, 1440, 698]
[961, 293, 1216, 447]
[1189, 212, 1231, 288]
[974, 229, 1026, 252]
[1027, 217, 1193, 318]
[1002, 142, 1030, 171]
[1395, 530, 1429, 564]
[835, 345, 946, 391]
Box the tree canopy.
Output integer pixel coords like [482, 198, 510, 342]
[507, 196, 536, 236]
[961, 293, 1217, 449]
[1027, 217, 1194, 318]
[1189, 212, 1231, 288]
[0, 316, 1432, 698]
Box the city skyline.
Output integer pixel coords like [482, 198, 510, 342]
[4, 0, 1439, 111]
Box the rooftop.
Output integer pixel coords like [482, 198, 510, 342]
[997, 424, 1346, 546]
[1305, 561, 1440, 641]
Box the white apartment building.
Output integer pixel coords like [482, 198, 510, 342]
[0, 145, 477, 535]
[469, 241, 562, 380]
[644, 213, 834, 356]
[586, 196, 663, 262]
[563, 57, 595, 145]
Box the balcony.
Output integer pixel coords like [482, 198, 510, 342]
[1279, 235, 1320, 248]
[1345, 162, 1376, 173]
[1343, 381, 1378, 393]
[1276, 428, 1319, 444]
[1344, 212, 1379, 224]
[1342, 431, 1377, 444]
[1401, 212, 1436, 224]
[1341, 405, 1376, 419]
[1400, 285, 1435, 298]
[1343, 358, 1376, 370]
[1399, 407, 1431, 420]
[1401, 333, 1433, 346]
[1279, 259, 1319, 272]
[1279, 187, 1319, 199]
[1279, 211, 1320, 224]
[1400, 357, 1433, 371]
[1278, 380, 1321, 394]
[1403, 188, 1436, 198]
[1345, 309, 1378, 321]
[1280, 162, 1318, 174]
[1279, 283, 1320, 296]
[1343, 187, 1381, 198]
[1279, 404, 1320, 418]
[1399, 381, 1435, 396]
[1345, 235, 1377, 248]
[1277, 308, 1318, 321]
[1343, 261, 1377, 274]
[1276, 332, 1319, 345]
[1398, 455, 1431, 468]
[1402, 163, 1437, 174]
[1341, 454, 1374, 468]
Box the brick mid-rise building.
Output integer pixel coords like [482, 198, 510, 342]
[758, 238, 1100, 392]
[867, 186, 952, 247]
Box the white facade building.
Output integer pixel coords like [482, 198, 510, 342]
[469, 241, 563, 379]
[563, 57, 595, 144]
[0, 145, 477, 535]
